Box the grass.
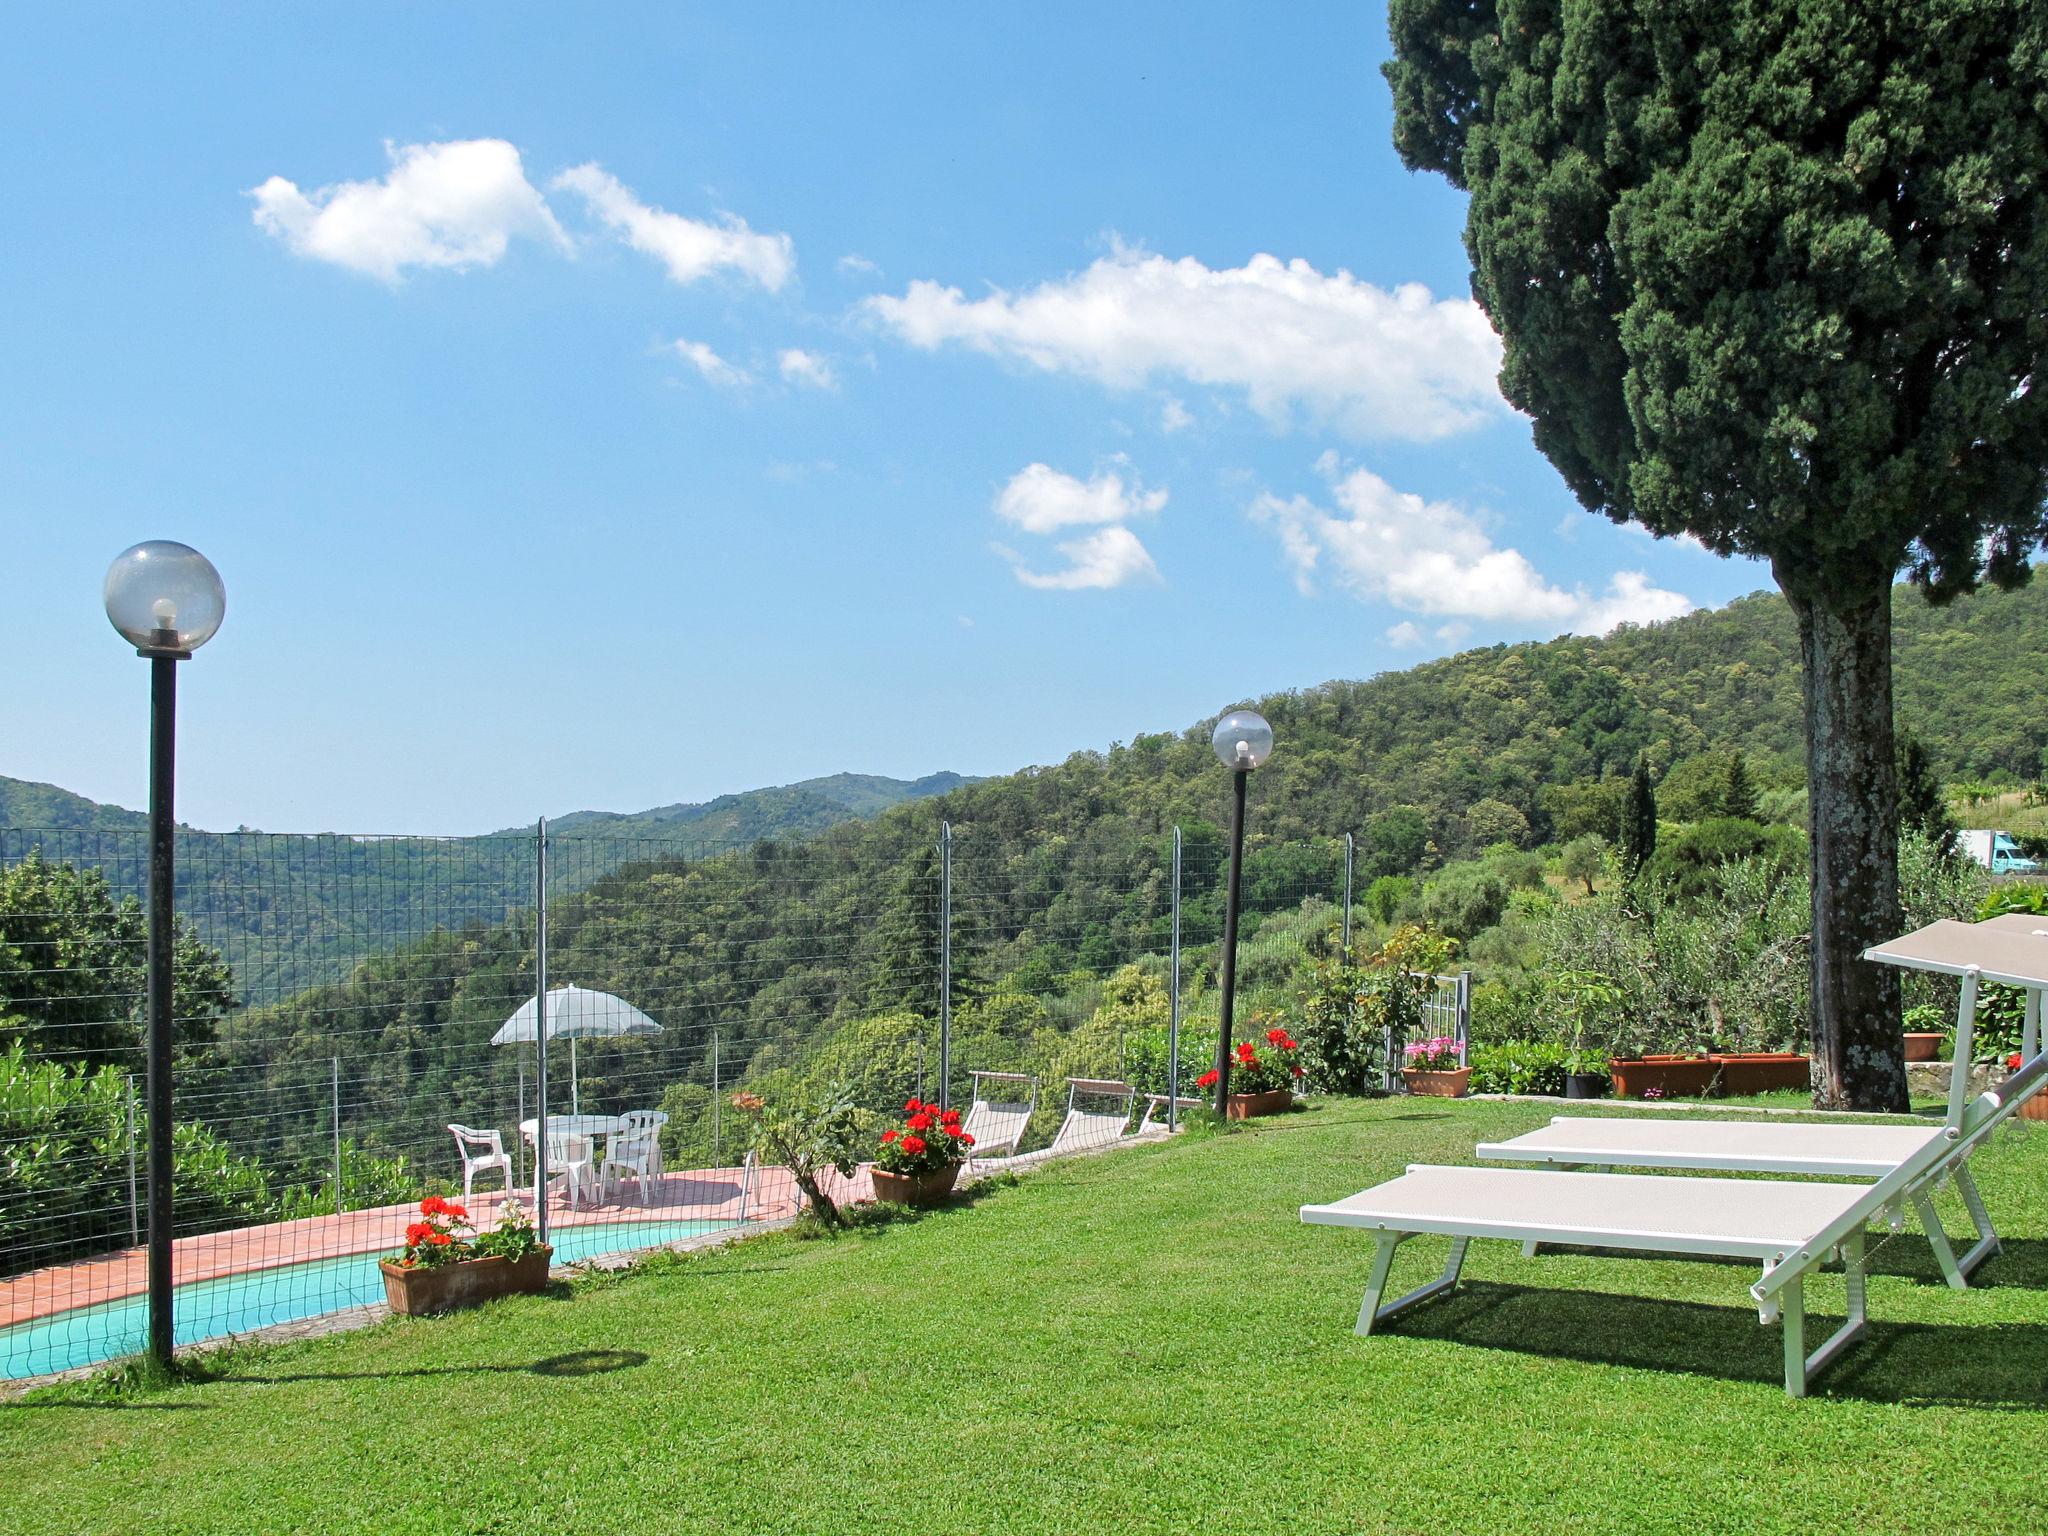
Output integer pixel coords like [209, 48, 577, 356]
[3, 1096, 2045, 1535]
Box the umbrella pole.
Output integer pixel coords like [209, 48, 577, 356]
[571, 1036, 580, 1115]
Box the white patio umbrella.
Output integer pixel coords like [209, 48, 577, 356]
[493, 984, 663, 1114]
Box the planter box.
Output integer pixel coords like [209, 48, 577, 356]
[379, 1246, 552, 1316]
[1607, 1056, 1718, 1100]
[1903, 1032, 1944, 1063]
[870, 1161, 963, 1206]
[1563, 1072, 1608, 1100]
[1401, 1068, 1472, 1099]
[1708, 1053, 1810, 1095]
[1225, 1089, 1293, 1120]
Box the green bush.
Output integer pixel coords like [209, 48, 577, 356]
[1466, 1040, 1602, 1096]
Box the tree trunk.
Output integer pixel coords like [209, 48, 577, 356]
[1786, 575, 1907, 1112]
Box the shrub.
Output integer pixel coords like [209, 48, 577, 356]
[1467, 1041, 1572, 1096]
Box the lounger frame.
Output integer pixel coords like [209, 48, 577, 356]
[1305, 1050, 2047, 1397]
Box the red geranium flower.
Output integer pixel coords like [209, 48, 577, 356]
[427, 1230, 453, 1246]
[940, 1108, 962, 1125]
[405, 1222, 432, 1245]
[444, 1202, 467, 1222]
[1266, 1026, 1288, 1045]
[2011, 1053, 2025, 1070]
[419, 1195, 448, 1217]
[904, 1098, 923, 1114]
[882, 1130, 900, 1144]
[901, 1134, 927, 1156]
[907, 1112, 934, 1131]
[959, 1132, 975, 1146]
[1197, 1068, 1220, 1089]
[1236, 1041, 1257, 1063]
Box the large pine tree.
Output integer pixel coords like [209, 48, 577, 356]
[1385, 1, 2048, 1108]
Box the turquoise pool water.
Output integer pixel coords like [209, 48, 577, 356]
[1, 1218, 731, 1381]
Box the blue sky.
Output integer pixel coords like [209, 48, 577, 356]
[0, 4, 1763, 834]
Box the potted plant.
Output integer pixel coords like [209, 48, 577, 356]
[1400, 1035, 1471, 1096]
[1198, 1023, 1303, 1118]
[379, 1194, 550, 1316]
[1903, 1002, 1946, 1063]
[2009, 1053, 2048, 1122]
[1554, 970, 1619, 1099]
[870, 1097, 975, 1205]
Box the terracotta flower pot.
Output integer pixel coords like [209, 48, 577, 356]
[1401, 1068, 1472, 1098]
[1607, 1056, 1718, 1100]
[379, 1245, 552, 1316]
[1225, 1088, 1294, 1119]
[1707, 1053, 1811, 1094]
[1903, 1032, 1945, 1063]
[870, 1161, 963, 1206]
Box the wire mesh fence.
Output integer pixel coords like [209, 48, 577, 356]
[0, 813, 1461, 1381]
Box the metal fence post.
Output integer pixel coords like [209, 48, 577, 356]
[938, 821, 952, 1111]
[1342, 832, 1354, 964]
[126, 1075, 139, 1246]
[711, 1029, 722, 1167]
[1457, 968, 1473, 1066]
[1168, 825, 1182, 1131]
[516, 1063, 526, 1188]
[331, 1056, 343, 1215]
[534, 818, 550, 1249]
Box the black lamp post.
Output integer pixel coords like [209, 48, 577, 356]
[1209, 708, 1274, 1115]
[103, 540, 225, 1370]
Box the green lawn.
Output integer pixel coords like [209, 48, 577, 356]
[5, 1097, 2046, 1536]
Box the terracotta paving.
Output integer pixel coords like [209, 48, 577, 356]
[0, 1162, 828, 1329]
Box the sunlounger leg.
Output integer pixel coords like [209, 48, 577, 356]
[1521, 1239, 1541, 1257]
[1357, 1233, 1469, 1335]
[1950, 1165, 2001, 1281]
[1780, 1273, 1807, 1398]
[1797, 1230, 1869, 1396]
[1911, 1187, 1969, 1290]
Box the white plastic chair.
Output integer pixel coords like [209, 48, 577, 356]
[601, 1130, 659, 1206]
[448, 1123, 515, 1204]
[544, 1130, 597, 1209]
[611, 1109, 669, 1181]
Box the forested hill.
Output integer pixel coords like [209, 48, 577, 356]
[0, 769, 970, 999]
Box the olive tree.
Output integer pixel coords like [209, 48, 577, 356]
[1385, 1, 2048, 1108]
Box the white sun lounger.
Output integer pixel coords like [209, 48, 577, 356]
[1302, 1049, 2047, 1397]
[1046, 1078, 1136, 1155]
[962, 1071, 1038, 1167]
[1477, 917, 2048, 1286]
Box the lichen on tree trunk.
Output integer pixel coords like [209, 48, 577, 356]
[1790, 576, 1908, 1113]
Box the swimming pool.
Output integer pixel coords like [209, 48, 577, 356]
[1, 1217, 733, 1381]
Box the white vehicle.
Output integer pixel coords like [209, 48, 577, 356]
[1958, 828, 2039, 875]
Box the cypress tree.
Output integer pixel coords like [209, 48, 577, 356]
[1896, 729, 1959, 861]
[1620, 756, 1657, 881]
[1723, 751, 1759, 823]
[1384, 3, 2048, 1110]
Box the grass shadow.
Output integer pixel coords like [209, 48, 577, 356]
[1867, 1233, 2048, 1289]
[1378, 1283, 2048, 1408]
[208, 1347, 651, 1387]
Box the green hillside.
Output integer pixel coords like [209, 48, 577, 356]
[148, 578, 2048, 1192]
[0, 770, 969, 999]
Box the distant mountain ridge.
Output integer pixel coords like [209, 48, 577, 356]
[0, 770, 971, 841]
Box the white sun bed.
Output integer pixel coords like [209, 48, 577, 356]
[1302, 1049, 2047, 1398]
[1475, 916, 2048, 1287]
[961, 1071, 1038, 1167]
[1046, 1078, 1136, 1155]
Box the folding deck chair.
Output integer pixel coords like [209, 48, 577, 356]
[961, 1071, 1038, 1168]
[1475, 916, 2048, 1287]
[1045, 1078, 1137, 1155]
[1301, 1047, 2047, 1398]
[1139, 1093, 1203, 1132]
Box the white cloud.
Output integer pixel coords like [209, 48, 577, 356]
[1385, 621, 1424, 647]
[838, 252, 881, 276]
[778, 348, 836, 388]
[670, 338, 748, 386]
[1253, 463, 1694, 636]
[249, 138, 567, 281]
[551, 163, 794, 290]
[994, 463, 1166, 535]
[1159, 397, 1194, 434]
[1001, 527, 1161, 591]
[864, 243, 1504, 440]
